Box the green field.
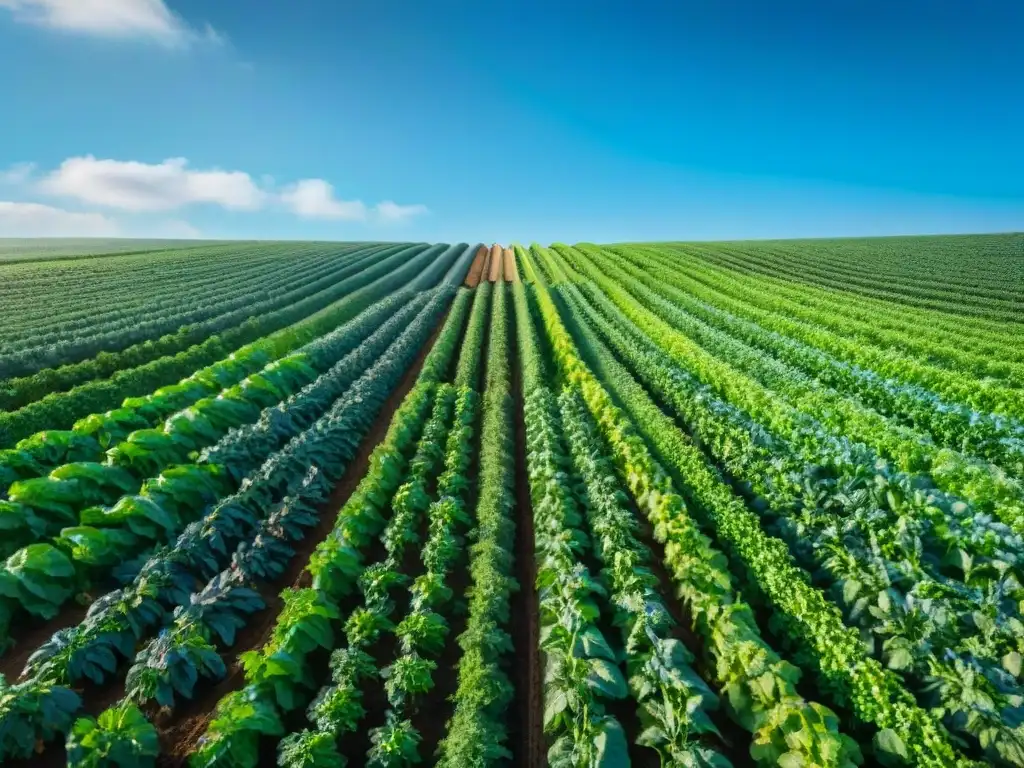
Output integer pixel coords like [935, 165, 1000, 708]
[0, 236, 1022, 768]
[0, 238, 222, 262]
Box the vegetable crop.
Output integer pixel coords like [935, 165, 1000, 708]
[0, 233, 1018, 767]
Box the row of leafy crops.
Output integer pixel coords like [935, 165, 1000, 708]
[185, 282, 495, 767]
[0, 242, 479, 765]
[0, 243, 387, 409]
[666, 236, 1024, 321]
[0, 242, 392, 380]
[521, 238, 1024, 767]
[515, 248, 872, 767]
[0, 233, 1018, 766]
[0, 243, 466, 445]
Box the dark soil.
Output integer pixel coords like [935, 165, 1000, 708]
[630, 510, 751, 763]
[507, 312, 545, 768]
[0, 601, 88, 680]
[583, 555, 654, 768]
[155, 305, 455, 767]
[406, 289, 490, 763]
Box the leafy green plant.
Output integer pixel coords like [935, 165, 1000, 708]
[51, 461, 139, 502]
[181, 570, 265, 645]
[79, 494, 178, 542]
[382, 653, 437, 710]
[0, 543, 77, 619]
[548, 715, 630, 768]
[278, 729, 346, 768]
[308, 680, 366, 736]
[408, 572, 453, 612]
[15, 430, 101, 466]
[74, 409, 149, 449]
[359, 563, 408, 612]
[125, 626, 225, 707]
[241, 589, 339, 712]
[66, 701, 159, 768]
[367, 712, 422, 768]
[0, 673, 80, 761]
[58, 525, 139, 567]
[395, 609, 448, 656]
[7, 475, 81, 526]
[189, 685, 284, 768]
[344, 606, 393, 648]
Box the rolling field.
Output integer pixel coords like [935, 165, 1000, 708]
[0, 235, 1022, 767]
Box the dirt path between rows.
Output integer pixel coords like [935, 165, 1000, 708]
[504, 248, 518, 283]
[488, 244, 503, 282]
[0, 305, 454, 768]
[464, 246, 488, 288]
[508, 302, 545, 768]
[0, 604, 88, 682]
[155, 305, 453, 767]
[480, 248, 492, 284]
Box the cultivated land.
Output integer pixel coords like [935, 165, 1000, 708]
[0, 234, 1022, 768]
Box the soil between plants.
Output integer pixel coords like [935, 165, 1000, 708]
[489, 244, 504, 283]
[156, 304, 454, 767]
[507, 302, 545, 768]
[6, 305, 453, 768]
[464, 246, 488, 288]
[504, 248, 519, 283]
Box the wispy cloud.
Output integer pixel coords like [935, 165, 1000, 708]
[0, 162, 36, 185]
[374, 200, 429, 224]
[0, 200, 120, 236]
[4, 154, 428, 233]
[39, 156, 267, 212]
[0, 0, 221, 47]
[280, 179, 367, 221]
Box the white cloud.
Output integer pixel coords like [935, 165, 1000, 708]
[280, 179, 368, 221]
[199, 21, 222, 45]
[0, 201, 120, 236]
[0, 162, 36, 185]
[375, 200, 429, 224]
[0, 0, 218, 46]
[9, 155, 428, 230]
[40, 155, 266, 212]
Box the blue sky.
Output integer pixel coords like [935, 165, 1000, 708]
[0, 0, 1022, 243]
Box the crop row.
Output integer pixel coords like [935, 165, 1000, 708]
[600, 244, 1024, 414]
[559, 244, 1024, 551]
[0, 243, 435, 425]
[0, 242, 378, 365]
[0, 243, 467, 447]
[189, 283, 498, 767]
[0, 243, 389, 409]
[0, 273, 467, 764]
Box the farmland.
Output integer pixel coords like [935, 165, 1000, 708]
[0, 234, 1022, 767]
